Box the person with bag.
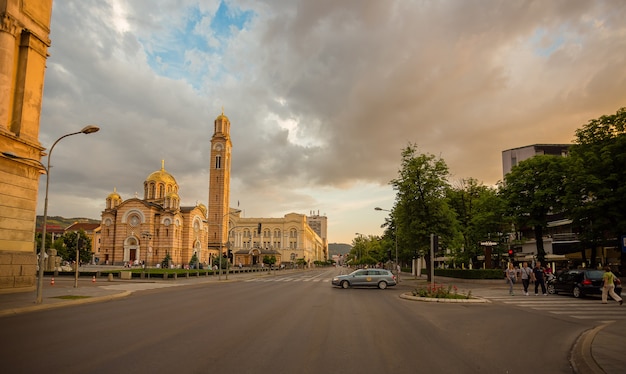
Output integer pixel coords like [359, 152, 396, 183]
[601, 266, 623, 305]
[506, 262, 517, 296]
[520, 261, 532, 296]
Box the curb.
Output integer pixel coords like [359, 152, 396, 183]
[399, 292, 491, 303]
[570, 323, 608, 374]
[0, 291, 132, 318]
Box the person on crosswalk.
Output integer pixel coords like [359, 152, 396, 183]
[519, 262, 532, 296]
[506, 263, 517, 296]
[601, 266, 623, 305]
[532, 261, 547, 296]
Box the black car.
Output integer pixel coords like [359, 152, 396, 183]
[547, 269, 622, 298]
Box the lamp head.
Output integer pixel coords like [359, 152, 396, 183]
[374, 207, 382, 211]
[81, 125, 100, 134]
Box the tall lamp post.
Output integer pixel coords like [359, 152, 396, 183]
[375, 207, 399, 282]
[141, 231, 152, 279]
[4, 125, 100, 304]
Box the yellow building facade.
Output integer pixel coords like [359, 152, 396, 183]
[229, 212, 327, 267]
[0, 0, 53, 293]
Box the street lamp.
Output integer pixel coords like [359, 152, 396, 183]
[375, 207, 399, 282]
[141, 231, 152, 279]
[4, 125, 99, 304]
[218, 209, 241, 280]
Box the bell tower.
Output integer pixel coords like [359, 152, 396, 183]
[207, 110, 232, 254]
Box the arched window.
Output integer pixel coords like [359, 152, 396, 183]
[215, 155, 222, 169]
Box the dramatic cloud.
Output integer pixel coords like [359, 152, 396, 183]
[39, 0, 626, 243]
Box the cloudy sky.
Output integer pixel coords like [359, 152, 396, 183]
[39, 0, 626, 244]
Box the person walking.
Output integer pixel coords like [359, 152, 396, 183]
[601, 266, 623, 305]
[520, 262, 532, 296]
[505, 263, 517, 295]
[532, 261, 547, 296]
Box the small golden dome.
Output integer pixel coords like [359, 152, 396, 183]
[215, 107, 229, 122]
[146, 160, 177, 186]
[107, 187, 121, 200]
[197, 203, 207, 215]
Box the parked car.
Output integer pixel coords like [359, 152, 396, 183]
[547, 269, 622, 298]
[332, 269, 397, 289]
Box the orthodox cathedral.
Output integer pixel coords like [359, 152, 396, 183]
[98, 113, 327, 268]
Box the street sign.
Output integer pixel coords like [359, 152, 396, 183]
[480, 241, 498, 246]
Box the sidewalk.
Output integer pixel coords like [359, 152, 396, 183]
[1, 273, 624, 374]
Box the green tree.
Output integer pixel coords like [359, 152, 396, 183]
[565, 107, 626, 268]
[60, 230, 92, 264]
[390, 144, 457, 281]
[189, 253, 199, 268]
[447, 179, 508, 268]
[263, 255, 277, 267]
[500, 155, 569, 264]
[161, 253, 172, 269]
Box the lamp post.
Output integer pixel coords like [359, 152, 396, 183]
[218, 209, 241, 281]
[4, 125, 100, 304]
[375, 207, 399, 282]
[141, 231, 152, 279]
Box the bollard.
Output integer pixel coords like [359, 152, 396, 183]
[107, 273, 113, 282]
[50, 277, 55, 286]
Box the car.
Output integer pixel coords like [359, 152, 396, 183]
[547, 269, 622, 298]
[332, 269, 397, 289]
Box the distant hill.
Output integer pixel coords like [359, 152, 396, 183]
[36, 216, 100, 230]
[328, 243, 351, 256]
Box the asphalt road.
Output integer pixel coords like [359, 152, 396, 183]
[1, 268, 587, 374]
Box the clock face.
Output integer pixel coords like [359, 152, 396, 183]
[164, 219, 171, 227]
[104, 218, 112, 226]
[215, 143, 223, 151]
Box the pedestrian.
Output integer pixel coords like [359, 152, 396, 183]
[601, 266, 623, 305]
[505, 263, 517, 295]
[520, 262, 532, 296]
[532, 261, 547, 296]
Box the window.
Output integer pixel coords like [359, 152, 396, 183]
[215, 155, 222, 169]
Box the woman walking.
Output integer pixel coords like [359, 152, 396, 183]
[602, 266, 623, 305]
[506, 263, 517, 296]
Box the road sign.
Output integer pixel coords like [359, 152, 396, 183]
[480, 241, 498, 246]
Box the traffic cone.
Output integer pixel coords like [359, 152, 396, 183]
[50, 277, 55, 286]
[92, 276, 96, 283]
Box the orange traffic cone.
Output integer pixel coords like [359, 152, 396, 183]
[92, 276, 96, 283]
[50, 277, 55, 286]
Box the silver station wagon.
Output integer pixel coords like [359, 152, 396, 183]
[332, 269, 397, 289]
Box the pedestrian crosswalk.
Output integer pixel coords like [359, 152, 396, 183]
[245, 275, 334, 283]
[485, 294, 626, 321]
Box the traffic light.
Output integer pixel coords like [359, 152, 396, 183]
[387, 250, 392, 261]
[508, 249, 514, 258]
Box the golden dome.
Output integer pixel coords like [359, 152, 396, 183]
[146, 160, 177, 186]
[196, 203, 207, 216]
[215, 107, 229, 122]
[107, 187, 121, 200]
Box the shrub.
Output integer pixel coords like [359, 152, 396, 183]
[412, 283, 472, 299]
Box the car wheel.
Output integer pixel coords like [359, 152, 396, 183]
[547, 284, 556, 294]
[573, 286, 582, 298]
[378, 281, 388, 290]
[341, 280, 350, 289]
